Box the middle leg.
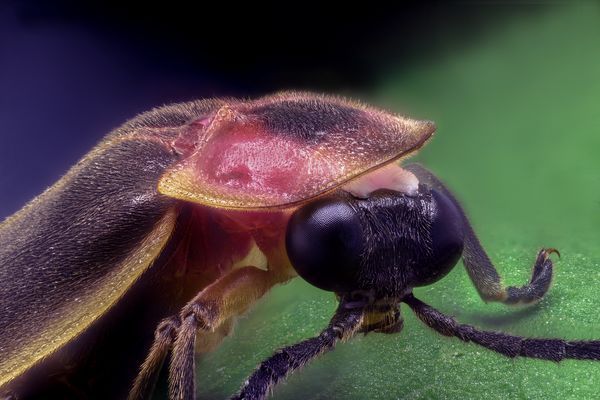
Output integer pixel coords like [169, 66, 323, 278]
[128, 266, 291, 400]
[169, 266, 290, 400]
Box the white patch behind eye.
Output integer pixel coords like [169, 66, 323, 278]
[232, 239, 268, 271]
[342, 163, 419, 198]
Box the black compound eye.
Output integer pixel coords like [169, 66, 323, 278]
[285, 196, 364, 292]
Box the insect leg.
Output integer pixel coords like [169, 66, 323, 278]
[230, 300, 364, 400]
[168, 266, 291, 400]
[404, 294, 600, 361]
[405, 163, 556, 304]
[128, 317, 180, 400]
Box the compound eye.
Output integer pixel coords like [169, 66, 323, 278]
[285, 197, 364, 292]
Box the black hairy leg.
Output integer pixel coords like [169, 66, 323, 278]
[231, 299, 365, 400]
[404, 293, 600, 361]
[405, 163, 557, 304]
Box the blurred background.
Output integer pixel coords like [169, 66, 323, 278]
[1, 1, 600, 399]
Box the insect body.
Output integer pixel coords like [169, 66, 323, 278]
[0, 92, 598, 400]
[0, 92, 431, 398]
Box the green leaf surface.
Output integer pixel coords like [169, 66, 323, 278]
[194, 5, 600, 400]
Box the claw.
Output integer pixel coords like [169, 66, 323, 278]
[543, 247, 561, 259]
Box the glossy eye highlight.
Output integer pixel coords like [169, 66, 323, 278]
[285, 196, 364, 292]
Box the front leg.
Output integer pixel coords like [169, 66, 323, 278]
[406, 163, 558, 304]
[129, 266, 290, 400]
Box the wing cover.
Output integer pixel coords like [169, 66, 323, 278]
[0, 100, 223, 388]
